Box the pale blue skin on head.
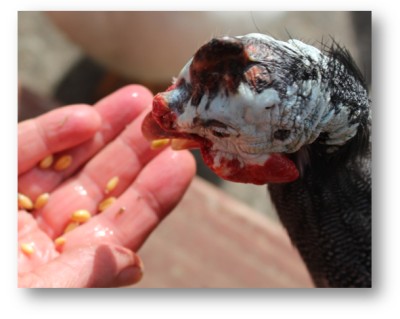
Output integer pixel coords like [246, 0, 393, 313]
[166, 33, 364, 170]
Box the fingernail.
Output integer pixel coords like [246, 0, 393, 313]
[116, 265, 143, 286]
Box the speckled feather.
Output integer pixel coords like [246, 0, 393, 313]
[269, 140, 371, 287]
[267, 39, 371, 287]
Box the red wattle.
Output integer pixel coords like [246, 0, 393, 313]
[201, 151, 299, 185]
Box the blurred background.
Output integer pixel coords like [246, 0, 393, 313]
[18, 11, 371, 287]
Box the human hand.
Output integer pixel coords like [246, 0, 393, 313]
[18, 85, 196, 288]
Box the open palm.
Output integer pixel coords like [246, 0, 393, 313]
[18, 85, 195, 288]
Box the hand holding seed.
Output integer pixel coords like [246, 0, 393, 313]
[17, 85, 196, 288]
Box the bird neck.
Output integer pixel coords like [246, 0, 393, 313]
[316, 44, 370, 149]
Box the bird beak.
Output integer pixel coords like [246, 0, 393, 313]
[142, 111, 201, 150]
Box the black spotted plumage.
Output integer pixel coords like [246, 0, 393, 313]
[268, 155, 371, 287]
[268, 44, 371, 287]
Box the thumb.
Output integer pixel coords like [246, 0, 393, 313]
[18, 244, 144, 288]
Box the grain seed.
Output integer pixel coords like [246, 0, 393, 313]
[98, 196, 117, 212]
[151, 138, 170, 149]
[105, 176, 119, 194]
[63, 221, 80, 233]
[39, 155, 54, 169]
[34, 193, 50, 210]
[18, 193, 33, 211]
[54, 155, 72, 171]
[71, 209, 91, 223]
[20, 242, 35, 256]
[54, 236, 66, 249]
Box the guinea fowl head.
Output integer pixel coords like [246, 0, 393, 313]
[142, 33, 370, 185]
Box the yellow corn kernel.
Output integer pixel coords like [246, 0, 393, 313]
[20, 242, 35, 256]
[105, 176, 119, 194]
[18, 193, 33, 211]
[63, 221, 80, 233]
[34, 193, 50, 210]
[39, 154, 54, 169]
[54, 155, 72, 171]
[151, 138, 170, 149]
[71, 209, 91, 223]
[54, 236, 66, 249]
[98, 196, 117, 212]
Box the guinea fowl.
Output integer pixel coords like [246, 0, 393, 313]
[142, 33, 371, 288]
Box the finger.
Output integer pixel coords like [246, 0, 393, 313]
[18, 85, 153, 199]
[34, 108, 165, 237]
[58, 148, 196, 251]
[18, 244, 144, 288]
[18, 104, 101, 175]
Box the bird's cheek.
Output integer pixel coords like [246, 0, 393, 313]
[201, 151, 299, 185]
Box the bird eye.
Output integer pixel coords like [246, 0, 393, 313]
[211, 130, 230, 138]
[203, 119, 231, 138]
